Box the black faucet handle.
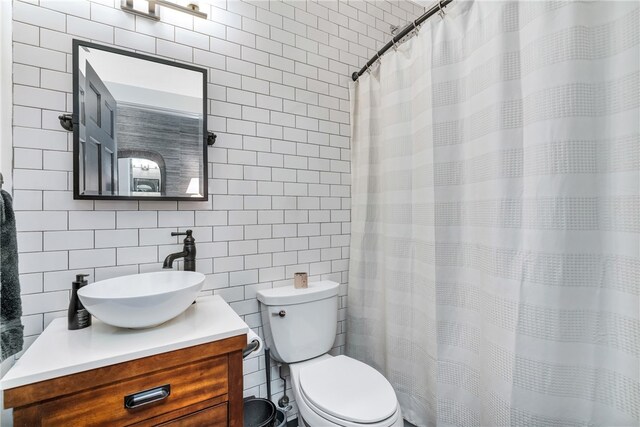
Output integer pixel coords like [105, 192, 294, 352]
[171, 229, 193, 237]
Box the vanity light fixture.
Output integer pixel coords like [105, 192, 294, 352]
[121, 0, 207, 20]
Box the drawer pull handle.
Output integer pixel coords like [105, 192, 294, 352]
[124, 384, 171, 409]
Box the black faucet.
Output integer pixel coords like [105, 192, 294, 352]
[163, 230, 196, 271]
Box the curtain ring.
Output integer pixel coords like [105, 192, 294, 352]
[413, 21, 419, 34]
[375, 52, 382, 65]
[392, 38, 398, 51]
[366, 54, 382, 73]
[438, 1, 445, 18]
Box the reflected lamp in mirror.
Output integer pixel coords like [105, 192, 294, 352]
[186, 178, 201, 198]
[72, 39, 208, 201]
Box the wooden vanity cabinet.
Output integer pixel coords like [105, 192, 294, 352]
[3, 335, 246, 427]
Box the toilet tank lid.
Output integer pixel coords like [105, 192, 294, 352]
[257, 281, 339, 306]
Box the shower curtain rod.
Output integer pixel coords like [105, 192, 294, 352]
[351, 0, 453, 81]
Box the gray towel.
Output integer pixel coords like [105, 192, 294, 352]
[1, 190, 24, 361]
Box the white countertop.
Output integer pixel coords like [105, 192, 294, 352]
[1, 295, 249, 390]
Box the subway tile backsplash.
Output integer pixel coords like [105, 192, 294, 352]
[9, 0, 422, 414]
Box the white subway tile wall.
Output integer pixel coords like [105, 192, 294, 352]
[10, 0, 422, 417]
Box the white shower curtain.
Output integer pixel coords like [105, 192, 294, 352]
[347, 2, 639, 426]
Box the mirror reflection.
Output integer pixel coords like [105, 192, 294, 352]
[124, 158, 162, 195]
[74, 42, 207, 200]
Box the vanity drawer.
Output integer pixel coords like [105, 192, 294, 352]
[159, 402, 227, 426]
[19, 355, 228, 426]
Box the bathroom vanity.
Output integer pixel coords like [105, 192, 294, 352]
[1, 296, 248, 426]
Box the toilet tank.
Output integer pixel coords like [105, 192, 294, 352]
[257, 281, 339, 363]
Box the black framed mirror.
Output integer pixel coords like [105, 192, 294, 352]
[72, 40, 208, 201]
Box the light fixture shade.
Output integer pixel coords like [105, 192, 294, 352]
[121, 0, 207, 20]
[186, 178, 201, 196]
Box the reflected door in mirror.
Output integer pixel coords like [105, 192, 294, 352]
[80, 63, 117, 195]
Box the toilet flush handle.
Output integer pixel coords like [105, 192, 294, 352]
[272, 309, 286, 317]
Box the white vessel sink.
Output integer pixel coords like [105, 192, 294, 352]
[78, 271, 205, 329]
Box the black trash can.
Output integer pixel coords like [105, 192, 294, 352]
[244, 397, 277, 427]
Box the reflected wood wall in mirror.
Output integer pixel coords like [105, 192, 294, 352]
[72, 40, 208, 201]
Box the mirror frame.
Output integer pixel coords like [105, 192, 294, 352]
[72, 39, 209, 201]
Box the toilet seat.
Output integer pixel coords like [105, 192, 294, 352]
[299, 386, 401, 427]
[298, 355, 399, 426]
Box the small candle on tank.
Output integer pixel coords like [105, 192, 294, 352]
[294, 272, 308, 289]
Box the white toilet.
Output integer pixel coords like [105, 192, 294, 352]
[257, 280, 403, 427]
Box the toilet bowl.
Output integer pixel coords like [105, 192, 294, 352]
[290, 355, 403, 427]
[257, 281, 403, 427]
